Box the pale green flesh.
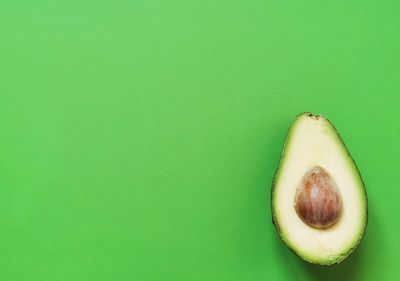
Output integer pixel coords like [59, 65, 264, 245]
[272, 113, 367, 265]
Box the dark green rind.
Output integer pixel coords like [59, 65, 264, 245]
[271, 112, 368, 266]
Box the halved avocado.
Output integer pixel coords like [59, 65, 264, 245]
[271, 112, 368, 265]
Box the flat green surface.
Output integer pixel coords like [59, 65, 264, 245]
[0, 1, 399, 280]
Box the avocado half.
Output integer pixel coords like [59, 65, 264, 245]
[271, 113, 368, 266]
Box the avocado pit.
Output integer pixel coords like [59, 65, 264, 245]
[294, 166, 343, 229]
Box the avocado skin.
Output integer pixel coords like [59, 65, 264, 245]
[270, 112, 368, 266]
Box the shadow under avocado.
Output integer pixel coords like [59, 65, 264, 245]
[303, 242, 364, 281]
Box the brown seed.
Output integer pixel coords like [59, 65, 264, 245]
[294, 166, 343, 229]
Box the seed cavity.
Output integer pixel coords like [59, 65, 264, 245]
[294, 166, 343, 229]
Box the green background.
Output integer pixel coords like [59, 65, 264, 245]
[1, 1, 399, 280]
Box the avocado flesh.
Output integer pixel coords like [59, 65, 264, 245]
[272, 113, 368, 265]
